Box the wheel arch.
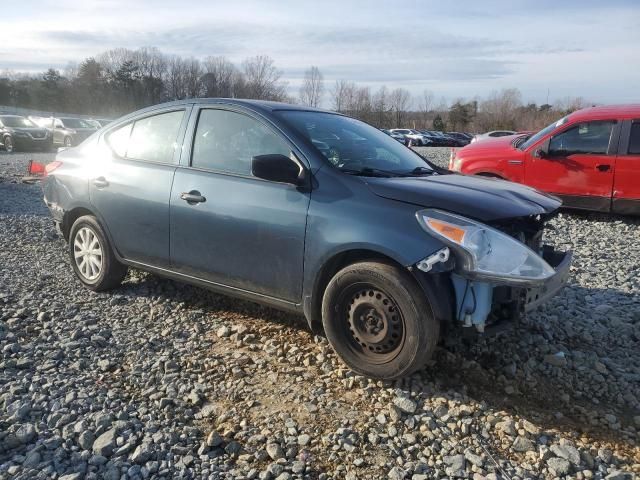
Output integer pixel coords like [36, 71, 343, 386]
[303, 248, 454, 333]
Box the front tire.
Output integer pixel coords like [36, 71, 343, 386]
[3, 136, 14, 153]
[69, 215, 127, 291]
[322, 261, 440, 380]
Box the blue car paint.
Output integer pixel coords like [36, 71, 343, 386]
[43, 98, 565, 333]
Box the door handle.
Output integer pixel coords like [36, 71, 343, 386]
[180, 191, 206, 204]
[596, 164, 611, 172]
[93, 177, 109, 188]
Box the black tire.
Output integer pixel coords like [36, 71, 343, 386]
[322, 261, 440, 379]
[64, 136, 72, 148]
[68, 215, 127, 291]
[3, 136, 14, 153]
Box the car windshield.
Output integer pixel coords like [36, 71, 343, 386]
[277, 111, 432, 176]
[60, 118, 94, 129]
[519, 115, 569, 150]
[0, 116, 36, 128]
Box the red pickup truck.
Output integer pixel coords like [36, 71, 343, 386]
[450, 105, 640, 214]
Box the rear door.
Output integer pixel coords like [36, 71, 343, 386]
[525, 120, 619, 211]
[612, 119, 640, 214]
[90, 107, 190, 267]
[170, 106, 310, 302]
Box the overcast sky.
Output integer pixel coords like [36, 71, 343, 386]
[2, 0, 639, 106]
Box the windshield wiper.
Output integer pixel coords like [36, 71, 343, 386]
[340, 167, 401, 178]
[401, 166, 436, 176]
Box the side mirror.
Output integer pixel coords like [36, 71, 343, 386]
[534, 148, 547, 159]
[252, 154, 305, 185]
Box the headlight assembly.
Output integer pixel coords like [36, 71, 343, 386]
[416, 209, 555, 284]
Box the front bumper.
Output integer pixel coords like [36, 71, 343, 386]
[447, 245, 572, 332]
[523, 247, 572, 312]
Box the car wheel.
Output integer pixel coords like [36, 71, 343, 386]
[322, 261, 440, 379]
[64, 136, 72, 148]
[3, 136, 14, 153]
[69, 215, 127, 291]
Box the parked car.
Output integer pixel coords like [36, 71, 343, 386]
[419, 130, 458, 147]
[0, 115, 52, 152]
[471, 130, 517, 143]
[381, 129, 405, 143]
[450, 104, 640, 214]
[390, 129, 431, 146]
[28, 116, 98, 147]
[43, 99, 571, 379]
[88, 118, 113, 128]
[446, 132, 472, 146]
[53, 117, 98, 147]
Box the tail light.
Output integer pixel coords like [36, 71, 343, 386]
[27, 160, 46, 176]
[44, 161, 63, 176]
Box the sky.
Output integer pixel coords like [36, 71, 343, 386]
[2, 0, 639, 106]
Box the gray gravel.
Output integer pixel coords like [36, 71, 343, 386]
[1, 150, 639, 479]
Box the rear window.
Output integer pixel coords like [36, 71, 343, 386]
[629, 122, 640, 154]
[106, 110, 184, 163]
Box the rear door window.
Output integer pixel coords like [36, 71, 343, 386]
[126, 110, 184, 164]
[106, 123, 133, 158]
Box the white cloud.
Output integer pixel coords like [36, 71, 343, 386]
[1, 0, 638, 104]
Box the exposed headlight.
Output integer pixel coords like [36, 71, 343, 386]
[416, 209, 555, 284]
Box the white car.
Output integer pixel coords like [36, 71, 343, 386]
[390, 129, 432, 146]
[470, 130, 517, 143]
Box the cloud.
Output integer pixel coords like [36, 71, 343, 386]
[1, 0, 638, 103]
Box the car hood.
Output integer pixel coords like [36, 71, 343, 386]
[8, 126, 48, 134]
[362, 173, 561, 222]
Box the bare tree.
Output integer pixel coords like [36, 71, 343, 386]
[299, 66, 324, 107]
[372, 86, 389, 127]
[419, 89, 434, 128]
[330, 79, 355, 112]
[201, 56, 237, 98]
[389, 88, 411, 127]
[242, 55, 287, 101]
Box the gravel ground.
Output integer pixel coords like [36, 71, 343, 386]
[0, 149, 639, 479]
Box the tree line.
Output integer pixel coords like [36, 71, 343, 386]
[0, 46, 590, 132]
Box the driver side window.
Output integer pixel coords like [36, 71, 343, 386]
[549, 120, 615, 156]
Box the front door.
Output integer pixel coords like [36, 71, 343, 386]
[90, 108, 189, 266]
[170, 107, 310, 302]
[613, 119, 640, 214]
[525, 120, 618, 211]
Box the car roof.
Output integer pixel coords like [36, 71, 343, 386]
[111, 98, 340, 126]
[569, 104, 640, 121]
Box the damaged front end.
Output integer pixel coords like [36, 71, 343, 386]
[415, 209, 572, 334]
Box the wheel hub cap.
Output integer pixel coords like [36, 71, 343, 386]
[73, 227, 102, 280]
[347, 289, 403, 354]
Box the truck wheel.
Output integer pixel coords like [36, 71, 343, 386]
[322, 261, 440, 379]
[69, 215, 127, 291]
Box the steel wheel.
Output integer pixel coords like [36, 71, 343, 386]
[73, 226, 103, 281]
[340, 284, 406, 364]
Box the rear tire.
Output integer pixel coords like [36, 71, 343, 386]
[68, 215, 127, 291]
[322, 261, 440, 379]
